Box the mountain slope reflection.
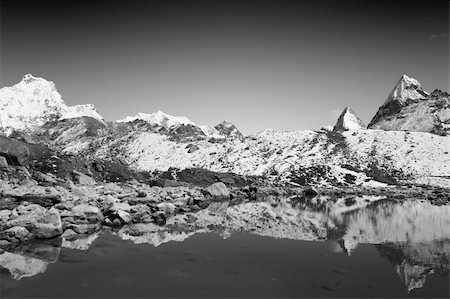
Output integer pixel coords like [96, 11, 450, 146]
[1, 197, 449, 293]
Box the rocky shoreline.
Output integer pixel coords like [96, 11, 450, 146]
[1, 167, 449, 246]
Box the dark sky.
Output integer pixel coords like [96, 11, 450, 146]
[1, 0, 448, 133]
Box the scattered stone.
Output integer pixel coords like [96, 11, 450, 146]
[5, 207, 62, 239]
[71, 204, 103, 222]
[117, 210, 132, 224]
[153, 211, 167, 226]
[61, 229, 78, 239]
[2, 226, 31, 242]
[72, 170, 96, 186]
[136, 190, 147, 198]
[0, 209, 12, 222]
[109, 202, 132, 212]
[302, 186, 319, 198]
[103, 182, 123, 195]
[205, 182, 230, 200]
[157, 202, 176, 214]
[0, 156, 8, 169]
[186, 144, 199, 153]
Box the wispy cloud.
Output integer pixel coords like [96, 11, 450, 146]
[422, 32, 448, 42]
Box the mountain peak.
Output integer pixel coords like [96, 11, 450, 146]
[384, 74, 428, 105]
[22, 73, 38, 83]
[118, 111, 196, 128]
[333, 107, 365, 132]
[0, 74, 103, 134]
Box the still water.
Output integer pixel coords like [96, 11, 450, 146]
[1, 197, 449, 298]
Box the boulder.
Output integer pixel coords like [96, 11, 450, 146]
[72, 170, 96, 186]
[0, 156, 8, 169]
[205, 182, 230, 200]
[0, 136, 31, 166]
[116, 210, 132, 224]
[186, 144, 199, 153]
[71, 204, 103, 222]
[302, 186, 319, 198]
[157, 202, 176, 214]
[109, 202, 131, 212]
[1, 226, 32, 242]
[103, 182, 123, 195]
[5, 207, 62, 239]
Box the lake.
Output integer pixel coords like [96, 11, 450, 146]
[1, 197, 449, 298]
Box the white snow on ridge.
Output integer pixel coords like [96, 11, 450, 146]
[117, 110, 195, 127]
[384, 74, 429, 105]
[0, 74, 104, 134]
[118, 110, 226, 138]
[103, 127, 450, 187]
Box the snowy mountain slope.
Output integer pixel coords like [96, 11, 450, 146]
[92, 127, 450, 187]
[369, 75, 449, 135]
[0, 74, 103, 135]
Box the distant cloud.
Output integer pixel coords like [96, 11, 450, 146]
[423, 32, 448, 42]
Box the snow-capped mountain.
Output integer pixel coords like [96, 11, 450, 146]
[0, 74, 103, 135]
[385, 74, 429, 105]
[118, 111, 195, 128]
[333, 107, 366, 132]
[117, 110, 238, 139]
[214, 120, 244, 140]
[369, 75, 449, 135]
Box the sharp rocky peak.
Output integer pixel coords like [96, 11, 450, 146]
[333, 107, 366, 132]
[384, 74, 429, 105]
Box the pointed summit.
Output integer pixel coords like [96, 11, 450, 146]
[0, 74, 103, 134]
[384, 74, 428, 105]
[333, 107, 365, 132]
[214, 120, 244, 140]
[117, 110, 195, 128]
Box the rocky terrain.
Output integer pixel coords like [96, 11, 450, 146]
[0, 74, 449, 291]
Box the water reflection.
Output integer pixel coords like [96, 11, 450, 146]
[1, 196, 449, 294]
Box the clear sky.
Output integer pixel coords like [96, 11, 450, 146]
[1, 0, 448, 134]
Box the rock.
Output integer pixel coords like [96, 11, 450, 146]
[72, 170, 96, 186]
[117, 210, 132, 224]
[109, 202, 131, 212]
[153, 211, 167, 226]
[157, 202, 176, 214]
[61, 229, 78, 239]
[214, 121, 244, 140]
[0, 183, 61, 207]
[136, 190, 147, 198]
[0, 156, 8, 168]
[0, 209, 12, 222]
[5, 207, 62, 239]
[0, 136, 31, 166]
[242, 185, 258, 201]
[2, 226, 31, 242]
[302, 186, 319, 198]
[205, 182, 230, 200]
[71, 204, 103, 222]
[69, 223, 101, 234]
[186, 144, 199, 153]
[103, 182, 123, 195]
[104, 210, 132, 226]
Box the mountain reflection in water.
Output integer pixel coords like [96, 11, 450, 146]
[1, 197, 449, 297]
